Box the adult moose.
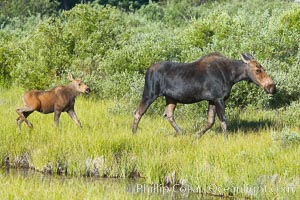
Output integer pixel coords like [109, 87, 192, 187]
[16, 72, 90, 129]
[132, 53, 276, 138]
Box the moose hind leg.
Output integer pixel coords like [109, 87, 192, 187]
[163, 100, 182, 134]
[197, 101, 216, 138]
[132, 96, 157, 134]
[16, 107, 34, 128]
[16, 116, 22, 128]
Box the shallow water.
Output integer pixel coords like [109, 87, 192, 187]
[0, 168, 221, 199]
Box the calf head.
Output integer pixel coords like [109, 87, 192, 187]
[68, 72, 90, 94]
[241, 53, 276, 94]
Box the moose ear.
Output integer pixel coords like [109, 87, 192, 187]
[67, 72, 74, 81]
[240, 53, 254, 64]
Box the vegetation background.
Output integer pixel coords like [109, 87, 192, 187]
[0, 0, 299, 199]
[1, 0, 299, 109]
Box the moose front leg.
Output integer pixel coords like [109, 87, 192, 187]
[214, 99, 228, 139]
[67, 110, 82, 128]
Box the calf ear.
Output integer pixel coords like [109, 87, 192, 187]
[68, 72, 74, 81]
[241, 53, 254, 64]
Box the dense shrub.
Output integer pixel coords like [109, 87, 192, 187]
[0, 0, 299, 110]
[0, 32, 13, 88]
[7, 4, 126, 89]
[273, 128, 300, 147]
[100, 27, 183, 74]
[0, 0, 58, 26]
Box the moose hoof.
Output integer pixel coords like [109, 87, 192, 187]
[195, 133, 203, 139]
[177, 131, 184, 136]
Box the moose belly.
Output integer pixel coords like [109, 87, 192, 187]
[38, 104, 55, 114]
[164, 84, 215, 104]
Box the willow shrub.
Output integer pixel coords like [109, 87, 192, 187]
[1, 0, 299, 110]
[8, 4, 126, 90]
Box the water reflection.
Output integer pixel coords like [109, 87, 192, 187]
[1, 168, 222, 199]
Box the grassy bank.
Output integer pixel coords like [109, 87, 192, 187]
[0, 88, 299, 198]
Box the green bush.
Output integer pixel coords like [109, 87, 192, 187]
[0, 0, 299, 110]
[273, 128, 300, 147]
[100, 27, 183, 74]
[10, 17, 70, 89]
[8, 4, 126, 90]
[0, 0, 58, 26]
[0, 32, 14, 88]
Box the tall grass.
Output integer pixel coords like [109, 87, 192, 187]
[0, 88, 299, 198]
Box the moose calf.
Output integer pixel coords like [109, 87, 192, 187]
[16, 73, 90, 129]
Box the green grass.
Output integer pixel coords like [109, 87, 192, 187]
[0, 87, 299, 199]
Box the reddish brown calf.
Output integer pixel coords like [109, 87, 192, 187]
[16, 73, 90, 129]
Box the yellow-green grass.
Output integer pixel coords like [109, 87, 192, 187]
[0, 87, 299, 199]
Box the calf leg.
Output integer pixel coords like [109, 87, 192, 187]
[163, 98, 182, 134]
[132, 96, 157, 134]
[16, 107, 34, 129]
[197, 101, 216, 137]
[54, 110, 62, 128]
[67, 110, 82, 128]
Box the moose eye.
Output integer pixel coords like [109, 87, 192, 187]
[256, 69, 262, 74]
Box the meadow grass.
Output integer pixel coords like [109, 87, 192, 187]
[0, 87, 299, 199]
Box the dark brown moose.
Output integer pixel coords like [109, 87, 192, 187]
[16, 73, 90, 129]
[132, 53, 276, 138]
